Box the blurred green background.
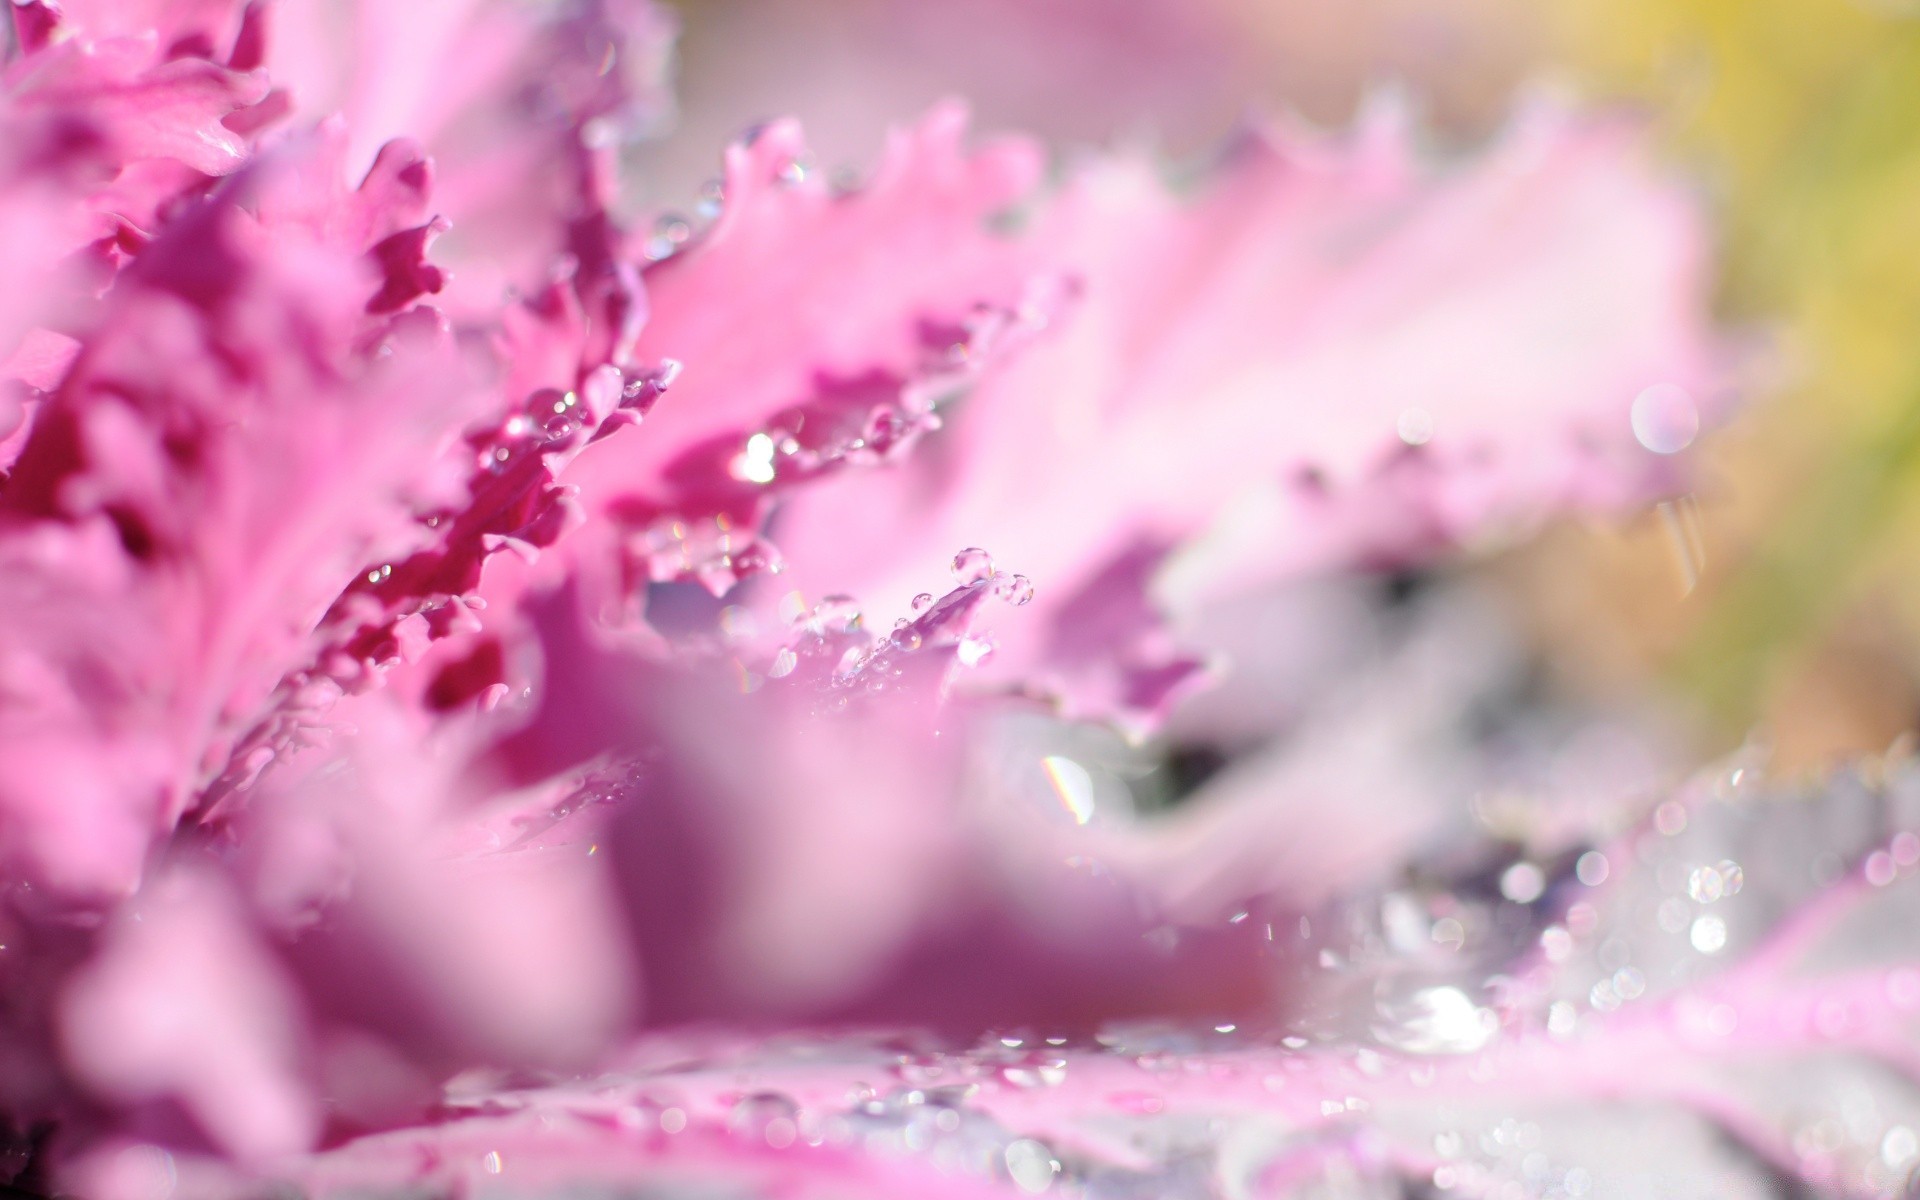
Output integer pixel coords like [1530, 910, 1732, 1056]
[1527, 0, 1920, 769]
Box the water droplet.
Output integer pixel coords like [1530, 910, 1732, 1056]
[910, 592, 934, 613]
[815, 595, 861, 634]
[1547, 1000, 1577, 1038]
[951, 547, 995, 585]
[1374, 985, 1495, 1055]
[481, 1150, 503, 1174]
[866, 407, 909, 453]
[735, 431, 777, 484]
[1613, 966, 1646, 1000]
[752, 645, 791, 683]
[1882, 1126, 1918, 1168]
[1654, 801, 1688, 835]
[1003, 1139, 1059, 1194]
[1689, 913, 1728, 954]
[1575, 851, 1611, 887]
[1541, 926, 1574, 962]
[729, 1091, 800, 1148]
[1686, 864, 1725, 903]
[732, 542, 783, 577]
[993, 573, 1034, 606]
[1715, 858, 1743, 895]
[696, 178, 725, 220]
[1500, 861, 1545, 904]
[644, 214, 692, 261]
[1631, 382, 1700, 455]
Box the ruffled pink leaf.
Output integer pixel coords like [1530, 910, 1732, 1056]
[541, 102, 1053, 600]
[257, 0, 675, 312]
[773, 101, 1727, 725]
[4, 32, 268, 177]
[0, 148, 488, 899]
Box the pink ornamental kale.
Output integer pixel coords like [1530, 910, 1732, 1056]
[4, 2, 1884, 1199]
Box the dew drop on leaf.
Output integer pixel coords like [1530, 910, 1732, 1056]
[951, 547, 995, 584]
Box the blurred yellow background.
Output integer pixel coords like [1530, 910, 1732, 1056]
[1525, 0, 1920, 770]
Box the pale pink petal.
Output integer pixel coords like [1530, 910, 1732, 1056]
[58, 866, 317, 1159]
[235, 708, 641, 1083]
[481, 583, 1280, 1033]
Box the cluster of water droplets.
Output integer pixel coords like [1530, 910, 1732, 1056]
[641, 140, 821, 264]
[725, 399, 945, 490]
[472, 359, 680, 478]
[745, 548, 1034, 710]
[627, 512, 785, 596]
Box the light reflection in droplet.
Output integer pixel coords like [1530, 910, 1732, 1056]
[1687, 865, 1725, 904]
[957, 635, 994, 667]
[1003, 1139, 1058, 1194]
[1547, 1001, 1578, 1038]
[1040, 756, 1096, 826]
[1654, 801, 1689, 836]
[1716, 859, 1744, 896]
[951, 547, 995, 584]
[1882, 1125, 1918, 1169]
[1377, 985, 1494, 1055]
[993, 573, 1035, 606]
[736, 432, 777, 484]
[1541, 926, 1573, 962]
[1690, 914, 1728, 954]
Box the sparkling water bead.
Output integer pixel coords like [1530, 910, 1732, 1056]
[951, 547, 995, 584]
[993, 573, 1034, 606]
